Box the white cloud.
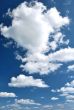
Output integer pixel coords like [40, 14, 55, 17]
[51, 89, 56, 93]
[67, 64, 74, 72]
[42, 105, 53, 109]
[65, 80, 74, 87]
[8, 74, 48, 88]
[0, 92, 16, 97]
[20, 56, 62, 74]
[15, 99, 41, 105]
[49, 47, 74, 62]
[49, 32, 69, 50]
[59, 87, 74, 93]
[1, 2, 69, 52]
[3, 103, 22, 110]
[0, 1, 70, 74]
[66, 95, 74, 100]
[45, 7, 69, 29]
[58, 81, 74, 94]
[16, 53, 62, 74]
[51, 97, 59, 100]
[66, 99, 74, 103]
[20, 47, 74, 74]
[58, 80, 74, 102]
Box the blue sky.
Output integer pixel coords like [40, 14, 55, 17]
[0, 0, 74, 110]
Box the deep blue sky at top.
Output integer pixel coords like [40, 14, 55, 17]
[0, 0, 74, 106]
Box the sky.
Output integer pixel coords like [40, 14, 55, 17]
[0, 0, 74, 110]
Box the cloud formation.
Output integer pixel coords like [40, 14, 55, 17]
[19, 47, 74, 74]
[1, 2, 69, 52]
[0, 1, 70, 74]
[51, 97, 59, 101]
[15, 98, 41, 105]
[0, 92, 16, 97]
[58, 80, 74, 102]
[49, 48, 74, 62]
[8, 74, 48, 88]
[67, 64, 74, 72]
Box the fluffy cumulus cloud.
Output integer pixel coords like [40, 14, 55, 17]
[8, 74, 48, 88]
[19, 47, 74, 74]
[0, 1, 71, 74]
[1, 1, 69, 52]
[0, 92, 16, 97]
[15, 98, 41, 105]
[19, 53, 62, 74]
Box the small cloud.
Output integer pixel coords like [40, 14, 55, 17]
[67, 64, 74, 72]
[0, 92, 16, 98]
[51, 89, 57, 93]
[51, 97, 59, 101]
[15, 98, 41, 105]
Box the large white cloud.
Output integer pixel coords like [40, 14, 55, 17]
[18, 47, 74, 74]
[0, 1, 70, 74]
[8, 74, 48, 88]
[0, 92, 16, 97]
[1, 1, 69, 52]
